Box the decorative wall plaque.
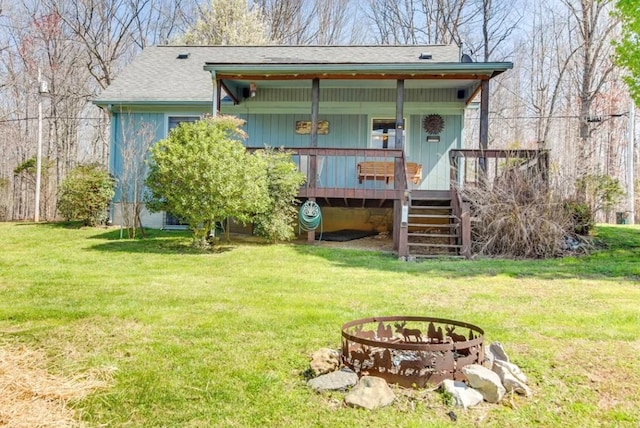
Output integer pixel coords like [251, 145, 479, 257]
[422, 114, 445, 135]
[295, 120, 329, 135]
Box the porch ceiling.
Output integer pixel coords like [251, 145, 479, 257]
[207, 60, 512, 96]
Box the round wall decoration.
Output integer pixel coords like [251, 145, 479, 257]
[423, 114, 445, 134]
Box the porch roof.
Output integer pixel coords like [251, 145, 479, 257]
[94, 45, 512, 106]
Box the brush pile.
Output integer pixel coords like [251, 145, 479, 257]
[459, 168, 588, 258]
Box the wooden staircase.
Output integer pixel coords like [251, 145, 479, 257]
[407, 190, 463, 258]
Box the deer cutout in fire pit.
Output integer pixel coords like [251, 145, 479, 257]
[445, 325, 467, 342]
[396, 354, 428, 376]
[394, 321, 423, 342]
[349, 346, 370, 370]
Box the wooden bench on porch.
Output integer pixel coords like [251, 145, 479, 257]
[357, 161, 422, 184]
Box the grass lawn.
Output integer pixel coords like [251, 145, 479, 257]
[0, 222, 639, 427]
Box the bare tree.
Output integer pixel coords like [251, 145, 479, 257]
[312, 0, 354, 44]
[254, 0, 312, 44]
[463, 0, 522, 61]
[364, 0, 472, 45]
[562, 0, 619, 178]
[0, 3, 93, 220]
[420, 0, 473, 45]
[253, 0, 358, 45]
[117, 112, 157, 238]
[50, 0, 144, 90]
[47, 0, 199, 166]
[131, 0, 199, 46]
[0, 0, 202, 222]
[522, 1, 581, 150]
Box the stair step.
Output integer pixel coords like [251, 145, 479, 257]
[410, 190, 452, 200]
[408, 214, 457, 219]
[410, 205, 452, 209]
[411, 197, 451, 201]
[408, 243, 463, 249]
[408, 232, 458, 238]
[410, 201, 452, 206]
[407, 222, 459, 228]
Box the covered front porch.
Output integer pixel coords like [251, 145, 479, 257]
[203, 46, 517, 258]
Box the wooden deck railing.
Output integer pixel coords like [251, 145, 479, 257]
[449, 149, 549, 188]
[247, 147, 412, 200]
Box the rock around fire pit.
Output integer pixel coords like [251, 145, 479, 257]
[341, 316, 484, 388]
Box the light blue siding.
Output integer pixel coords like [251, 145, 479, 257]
[237, 113, 369, 188]
[238, 113, 367, 148]
[111, 112, 165, 201]
[236, 112, 462, 190]
[408, 114, 461, 190]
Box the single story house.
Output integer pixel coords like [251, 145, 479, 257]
[95, 45, 538, 258]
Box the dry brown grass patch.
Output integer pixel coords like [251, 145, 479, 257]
[553, 339, 640, 413]
[0, 344, 114, 427]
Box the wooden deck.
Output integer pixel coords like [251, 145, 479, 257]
[247, 147, 549, 259]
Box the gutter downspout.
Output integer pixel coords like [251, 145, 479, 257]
[211, 70, 218, 115]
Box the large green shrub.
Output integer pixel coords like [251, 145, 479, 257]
[145, 115, 269, 248]
[57, 164, 116, 226]
[252, 147, 306, 243]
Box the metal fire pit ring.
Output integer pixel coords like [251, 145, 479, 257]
[341, 316, 484, 388]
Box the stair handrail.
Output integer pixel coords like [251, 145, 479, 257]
[395, 153, 410, 258]
[450, 184, 471, 259]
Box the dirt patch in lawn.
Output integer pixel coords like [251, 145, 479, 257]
[298, 232, 395, 253]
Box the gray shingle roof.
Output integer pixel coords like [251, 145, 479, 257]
[197, 44, 460, 64]
[93, 45, 471, 105]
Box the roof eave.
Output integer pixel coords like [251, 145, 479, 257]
[93, 99, 212, 108]
[203, 62, 513, 78]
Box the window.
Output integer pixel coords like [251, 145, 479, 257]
[164, 116, 200, 229]
[370, 118, 405, 149]
[168, 115, 199, 133]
